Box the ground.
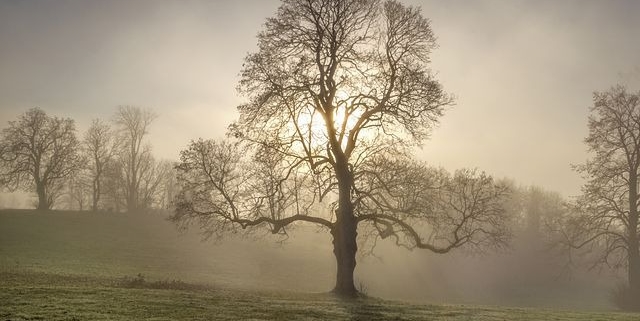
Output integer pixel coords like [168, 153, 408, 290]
[0, 209, 638, 320]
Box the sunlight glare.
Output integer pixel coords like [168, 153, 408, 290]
[292, 91, 367, 150]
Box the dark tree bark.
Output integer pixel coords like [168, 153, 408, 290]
[332, 169, 358, 296]
[629, 174, 640, 295]
[36, 181, 48, 210]
[331, 217, 358, 296]
[92, 178, 100, 211]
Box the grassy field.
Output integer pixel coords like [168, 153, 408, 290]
[0, 209, 336, 290]
[1, 209, 638, 320]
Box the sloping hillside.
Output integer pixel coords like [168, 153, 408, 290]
[2, 210, 640, 320]
[0, 209, 335, 291]
[0, 209, 623, 311]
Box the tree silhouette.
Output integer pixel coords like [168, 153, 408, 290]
[113, 105, 157, 212]
[83, 119, 116, 211]
[570, 85, 640, 309]
[0, 108, 81, 210]
[173, 0, 510, 297]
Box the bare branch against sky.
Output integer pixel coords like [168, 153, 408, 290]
[0, 0, 639, 197]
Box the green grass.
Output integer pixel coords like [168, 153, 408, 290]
[2, 269, 639, 321]
[1, 209, 639, 320]
[0, 209, 335, 290]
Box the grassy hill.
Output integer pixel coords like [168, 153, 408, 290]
[0, 209, 638, 320]
[0, 209, 336, 290]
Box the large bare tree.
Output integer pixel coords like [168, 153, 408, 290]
[173, 0, 510, 297]
[113, 106, 156, 212]
[570, 85, 640, 306]
[0, 108, 81, 210]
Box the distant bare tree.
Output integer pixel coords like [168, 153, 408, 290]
[113, 106, 157, 212]
[569, 85, 640, 306]
[0, 108, 81, 210]
[496, 184, 572, 290]
[65, 167, 91, 210]
[515, 186, 566, 244]
[157, 161, 178, 210]
[139, 158, 174, 209]
[84, 119, 116, 211]
[102, 160, 125, 212]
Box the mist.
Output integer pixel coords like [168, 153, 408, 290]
[0, 209, 617, 310]
[1, 0, 640, 319]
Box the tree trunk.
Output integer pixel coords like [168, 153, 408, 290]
[127, 182, 137, 213]
[331, 215, 358, 297]
[629, 241, 640, 294]
[628, 227, 640, 310]
[628, 174, 640, 298]
[92, 176, 100, 212]
[36, 182, 49, 210]
[92, 179, 98, 211]
[331, 165, 358, 297]
[128, 142, 138, 213]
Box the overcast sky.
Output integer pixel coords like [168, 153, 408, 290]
[1, 0, 639, 198]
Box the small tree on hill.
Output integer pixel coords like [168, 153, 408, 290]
[0, 108, 81, 210]
[84, 118, 117, 211]
[113, 105, 157, 212]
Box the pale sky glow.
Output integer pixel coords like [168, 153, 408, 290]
[1, 0, 639, 198]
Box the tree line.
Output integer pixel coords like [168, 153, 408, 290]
[0, 106, 175, 212]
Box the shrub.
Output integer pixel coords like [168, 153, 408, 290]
[120, 273, 146, 288]
[117, 273, 213, 291]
